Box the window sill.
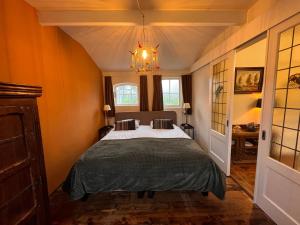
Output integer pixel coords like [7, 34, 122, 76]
[115, 105, 139, 107]
[164, 106, 182, 109]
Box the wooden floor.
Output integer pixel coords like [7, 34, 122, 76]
[231, 163, 257, 197]
[50, 178, 274, 225]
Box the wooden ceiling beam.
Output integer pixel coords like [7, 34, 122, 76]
[37, 10, 246, 26]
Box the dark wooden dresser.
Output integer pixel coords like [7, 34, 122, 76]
[0, 82, 49, 225]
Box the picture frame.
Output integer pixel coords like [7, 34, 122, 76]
[234, 67, 264, 94]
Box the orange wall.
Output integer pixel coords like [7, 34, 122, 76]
[0, 0, 104, 193]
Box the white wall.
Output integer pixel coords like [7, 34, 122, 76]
[246, 0, 277, 22]
[233, 37, 267, 125]
[235, 38, 267, 67]
[189, 0, 300, 150]
[191, 36, 267, 150]
[103, 70, 189, 125]
[191, 0, 300, 72]
[191, 65, 211, 151]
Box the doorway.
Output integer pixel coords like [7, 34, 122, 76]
[230, 36, 267, 197]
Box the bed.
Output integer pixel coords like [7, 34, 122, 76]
[63, 111, 226, 200]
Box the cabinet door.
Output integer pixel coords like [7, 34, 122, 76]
[0, 103, 47, 225]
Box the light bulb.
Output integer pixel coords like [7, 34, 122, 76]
[142, 49, 148, 59]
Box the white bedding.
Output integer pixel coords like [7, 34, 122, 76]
[102, 125, 191, 140]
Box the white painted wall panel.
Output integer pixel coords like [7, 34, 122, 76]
[191, 64, 210, 151]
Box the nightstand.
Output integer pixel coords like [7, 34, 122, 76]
[98, 125, 113, 140]
[180, 123, 194, 139]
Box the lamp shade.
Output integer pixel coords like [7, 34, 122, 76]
[256, 99, 262, 108]
[182, 103, 191, 109]
[103, 104, 111, 111]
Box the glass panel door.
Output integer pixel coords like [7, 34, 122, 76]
[209, 51, 235, 175]
[270, 24, 300, 171]
[211, 59, 229, 135]
[255, 14, 300, 224]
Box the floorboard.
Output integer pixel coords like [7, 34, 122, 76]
[231, 163, 256, 197]
[50, 178, 274, 225]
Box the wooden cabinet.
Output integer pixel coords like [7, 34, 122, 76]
[0, 82, 49, 225]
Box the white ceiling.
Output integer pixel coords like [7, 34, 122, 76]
[26, 0, 257, 10]
[26, 0, 257, 71]
[62, 26, 226, 71]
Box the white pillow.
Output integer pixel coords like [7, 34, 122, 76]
[135, 120, 140, 128]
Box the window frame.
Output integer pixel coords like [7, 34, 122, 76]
[161, 77, 182, 108]
[113, 83, 139, 106]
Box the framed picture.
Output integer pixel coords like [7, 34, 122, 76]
[234, 67, 264, 94]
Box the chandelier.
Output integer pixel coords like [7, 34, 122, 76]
[130, 0, 160, 72]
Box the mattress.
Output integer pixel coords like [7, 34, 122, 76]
[63, 125, 226, 200]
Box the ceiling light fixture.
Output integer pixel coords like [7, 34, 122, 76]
[130, 0, 160, 73]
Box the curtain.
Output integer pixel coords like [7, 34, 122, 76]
[152, 75, 164, 111]
[181, 74, 192, 114]
[104, 76, 115, 117]
[140, 75, 149, 111]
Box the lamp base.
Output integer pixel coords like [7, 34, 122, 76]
[185, 114, 188, 125]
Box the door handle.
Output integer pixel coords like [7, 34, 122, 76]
[262, 130, 266, 140]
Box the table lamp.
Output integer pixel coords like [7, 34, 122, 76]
[103, 104, 111, 126]
[182, 102, 191, 125]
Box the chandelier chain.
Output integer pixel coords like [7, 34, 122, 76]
[136, 0, 145, 43]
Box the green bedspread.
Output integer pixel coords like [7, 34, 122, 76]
[63, 138, 226, 200]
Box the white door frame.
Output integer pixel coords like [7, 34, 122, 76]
[254, 13, 300, 225]
[209, 51, 235, 176]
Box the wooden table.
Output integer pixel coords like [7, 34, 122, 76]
[232, 128, 259, 163]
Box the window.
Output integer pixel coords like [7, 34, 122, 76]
[114, 83, 138, 106]
[162, 78, 180, 107]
